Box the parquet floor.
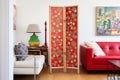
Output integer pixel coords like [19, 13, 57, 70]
[14, 66, 107, 80]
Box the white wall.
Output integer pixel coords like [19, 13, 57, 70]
[15, 0, 120, 46]
[0, 0, 13, 80]
[79, 0, 120, 43]
[15, 0, 49, 45]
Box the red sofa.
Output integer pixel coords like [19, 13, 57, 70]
[80, 42, 120, 70]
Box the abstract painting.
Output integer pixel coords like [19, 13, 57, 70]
[96, 7, 120, 36]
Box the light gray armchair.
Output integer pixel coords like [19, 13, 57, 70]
[14, 43, 45, 75]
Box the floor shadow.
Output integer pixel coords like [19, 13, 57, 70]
[14, 75, 39, 80]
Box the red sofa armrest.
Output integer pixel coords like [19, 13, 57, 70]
[80, 45, 94, 68]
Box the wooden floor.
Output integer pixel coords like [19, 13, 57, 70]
[14, 66, 107, 80]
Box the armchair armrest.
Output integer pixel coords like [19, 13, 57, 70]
[80, 45, 94, 68]
[14, 55, 45, 68]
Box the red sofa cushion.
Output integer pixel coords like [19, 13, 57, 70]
[93, 56, 120, 65]
[97, 42, 120, 56]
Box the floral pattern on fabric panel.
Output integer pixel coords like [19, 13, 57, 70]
[66, 6, 78, 67]
[50, 7, 64, 67]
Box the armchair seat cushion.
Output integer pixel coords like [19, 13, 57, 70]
[14, 55, 45, 68]
[14, 55, 45, 75]
[93, 56, 120, 65]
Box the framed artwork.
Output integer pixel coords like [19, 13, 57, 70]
[96, 7, 120, 36]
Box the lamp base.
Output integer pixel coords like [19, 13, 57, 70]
[29, 42, 40, 47]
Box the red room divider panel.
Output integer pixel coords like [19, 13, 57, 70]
[49, 6, 64, 68]
[49, 6, 79, 73]
[65, 6, 79, 70]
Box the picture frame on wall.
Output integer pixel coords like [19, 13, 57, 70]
[96, 7, 120, 36]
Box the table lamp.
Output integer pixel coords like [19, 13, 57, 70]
[26, 24, 41, 47]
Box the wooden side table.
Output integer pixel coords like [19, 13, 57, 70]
[28, 47, 41, 55]
[40, 46, 48, 66]
[28, 46, 48, 66]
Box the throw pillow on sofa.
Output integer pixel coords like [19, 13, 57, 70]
[85, 41, 105, 56]
[14, 42, 28, 61]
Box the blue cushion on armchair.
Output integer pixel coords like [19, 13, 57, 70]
[14, 43, 28, 61]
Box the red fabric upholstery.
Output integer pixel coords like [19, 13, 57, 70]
[97, 42, 120, 56]
[93, 56, 120, 65]
[80, 42, 120, 70]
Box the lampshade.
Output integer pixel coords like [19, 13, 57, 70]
[26, 24, 41, 33]
[27, 24, 41, 47]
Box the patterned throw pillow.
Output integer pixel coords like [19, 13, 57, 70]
[14, 43, 28, 61]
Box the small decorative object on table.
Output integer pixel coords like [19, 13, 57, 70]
[26, 24, 41, 47]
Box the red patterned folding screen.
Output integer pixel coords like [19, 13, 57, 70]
[66, 6, 78, 68]
[50, 7, 64, 67]
[50, 6, 79, 73]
